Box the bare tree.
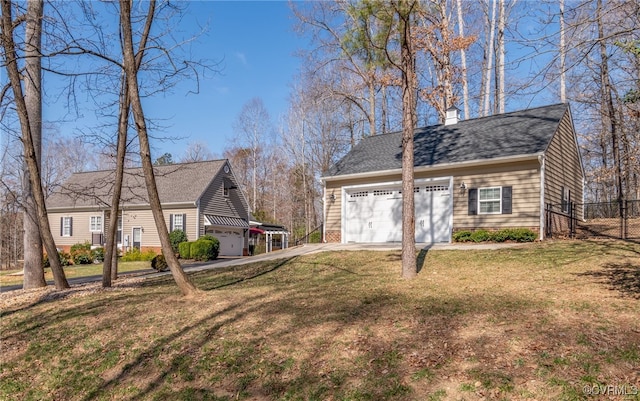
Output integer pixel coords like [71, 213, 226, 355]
[180, 141, 214, 163]
[481, 0, 497, 116]
[456, 0, 470, 118]
[233, 97, 272, 214]
[119, 0, 198, 296]
[1, 0, 69, 289]
[21, 0, 46, 288]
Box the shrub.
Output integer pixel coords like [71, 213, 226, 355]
[43, 251, 72, 268]
[120, 248, 156, 262]
[179, 241, 192, 259]
[452, 230, 473, 242]
[199, 234, 216, 243]
[505, 228, 536, 242]
[190, 238, 219, 261]
[151, 254, 169, 271]
[452, 228, 537, 243]
[169, 229, 188, 254]
[70, 242, 93, 265]
[470, 229, 492, 242]
[491, 230, 509, 243]
[202, 236, 220, 260]
[92, 247, 105, 263]
[308, 231, 322, 243]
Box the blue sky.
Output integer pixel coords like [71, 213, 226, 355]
[144, 1, 303, 159]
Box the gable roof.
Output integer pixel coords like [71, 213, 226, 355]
[47, 159, 227, 209]
[325, 103, 569, 178]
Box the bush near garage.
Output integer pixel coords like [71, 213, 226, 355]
[178, 241, 192, 259]
[453, 228, 537, 243]
[189, 236, 220, 261]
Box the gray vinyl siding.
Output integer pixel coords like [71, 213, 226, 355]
[199, 171, 249, 221]
[544, 110, 584, 217]
[198, 170, 249, 249]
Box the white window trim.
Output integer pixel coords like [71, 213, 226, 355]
[561, 186, 570, 213]
[62, 217, 72, 237]
[223, 184, 230, 198]
[172, 214, 184, 232]
[478, 186, 502, 215]
[90, 215, 102, 232]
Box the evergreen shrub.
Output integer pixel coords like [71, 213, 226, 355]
[179, 241, 192, 259]
[169, 229, 188, 254]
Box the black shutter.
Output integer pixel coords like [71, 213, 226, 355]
[502, 186, 512, 214]
[169, 214, 174, 232]
[468, 188, 478, 215]
[182, 214, 187, 232]
[69, 217, 73, 237]
[60, 217, 63, 236]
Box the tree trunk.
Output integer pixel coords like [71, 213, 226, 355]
[397, 1, 417, 279]
[597, 0, 624, 204]
[22, 0, 46, 289]
[368, 79, 376, 136]
[119, 0, 198, 296]
[1, 0, 69, 290]
[104, 0, 155, 286]
[559, 0, 566, 102]
[103, 75, 130, 287]
[482, 0, 497, 117]
[456, 0, 470, 119]
[496, 0, 505, 114]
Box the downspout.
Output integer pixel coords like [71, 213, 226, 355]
[196, 200, 200, 240]
[322, 181, 327, 243]
[538, 155, 546, 240]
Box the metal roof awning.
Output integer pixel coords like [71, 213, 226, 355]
[204, 215, 249, 228]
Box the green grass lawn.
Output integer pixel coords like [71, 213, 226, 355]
[1, 240, 638, 401]
[0, 261, 151, 287]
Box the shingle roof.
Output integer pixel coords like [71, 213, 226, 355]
[325, 103, 569, 177]
[47, 159, 226, 209]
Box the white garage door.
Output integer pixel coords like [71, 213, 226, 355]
[344, 180, 451, 243]
[209, 228, 244, 256]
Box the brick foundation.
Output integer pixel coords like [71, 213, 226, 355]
[325, 230, 341, 243]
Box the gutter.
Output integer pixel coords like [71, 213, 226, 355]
[48, 201, 197, 213]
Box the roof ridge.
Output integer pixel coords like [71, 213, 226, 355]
[359, 103, 567, 139]
[69, 158, 227, 176]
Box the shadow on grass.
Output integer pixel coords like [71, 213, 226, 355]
[576, 262, 640, 299]
[5, 246, 640, 401]
[196, 256, 297, 290]
[81, 293, 267, 401]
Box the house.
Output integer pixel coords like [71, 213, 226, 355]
[46, 159, 250, 256]
[322, 103, 584, 243]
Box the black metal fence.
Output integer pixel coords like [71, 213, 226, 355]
[294, 224, 323, 246]
[546, 200, 640, 241]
